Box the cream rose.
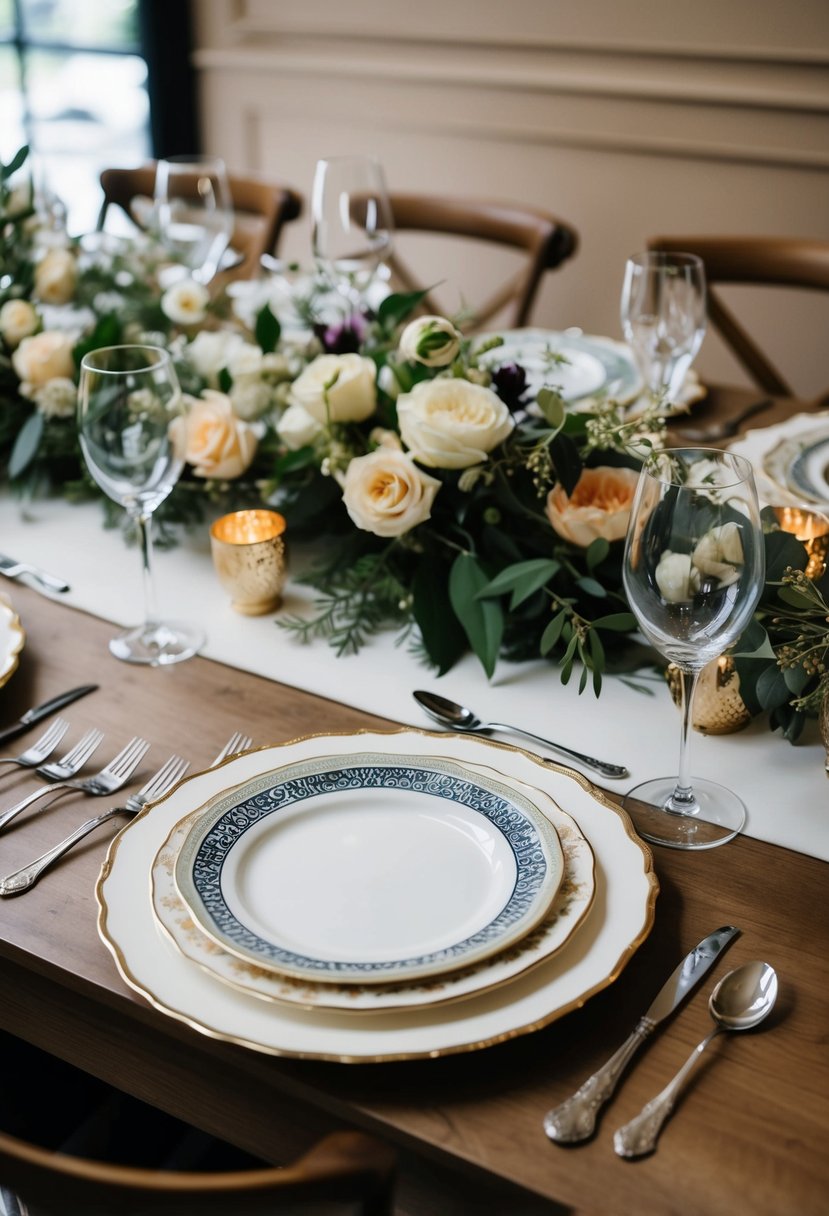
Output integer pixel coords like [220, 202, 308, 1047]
[288, 353, 376, 424]
[399, 315, 462, 368]
[342, 448, 441, 538]
[186, 330, 247, 385]
[12, 330, 76, 393]
[161, 278, 210, 327]
[545, 465, 639, 548]
[655, 551, 700, 603]
[0, 299, 39, 348]
[276, 403, 324, 451]
[397, 378, 513, 469]
[170, 390, 258, 480]
[33, 248, 77, 305]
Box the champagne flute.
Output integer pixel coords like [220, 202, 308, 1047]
[621, 252, 707, 405]
[622, 448, 764, 849]
[311, 155, 393, 305]
[77, 345, 205, 666]
[153, 155, 234, 284]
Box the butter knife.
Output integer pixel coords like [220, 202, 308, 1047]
[0, 685, 98, 747]
[0, 553, 69, 595]
[542, 925, 740, 1143]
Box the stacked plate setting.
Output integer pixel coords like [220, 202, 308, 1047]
[97, 730, 657, 1062]
[729, 410, 829, 510]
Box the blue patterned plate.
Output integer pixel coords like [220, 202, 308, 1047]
[172, 752, 564, 985]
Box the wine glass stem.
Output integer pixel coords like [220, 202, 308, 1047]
[134, 510, 158, 628]
[671, 667, 700, 812]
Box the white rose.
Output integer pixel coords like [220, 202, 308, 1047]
[12, 330, 76, 393]
[161, 278, 210, 327]
[655, 551, 700, 603]
[33, 248, 77, 305]
[0, 299, 39, 348]
[184, 330, 256, 387]
[342, 448, 441, 538]
[227, 343, 264, 380]
[169, 390, 258, 480]
[397, 378, 514, 469]
[692, 523, 744, 585]
[289, 353, 377, 424]
[399, 315, 462, 367]
[229, 375, 273, 422]
[31, 376, 76, 419]
[276, 403, 324, 451]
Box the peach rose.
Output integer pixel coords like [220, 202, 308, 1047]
[170, 390, 258, 480]
[0, 299, 39, 348]
[12, 330, 76, 393]
[342, 448, 441, 537]
[546, 465, 639, 548]
[33, 247, 77, 305]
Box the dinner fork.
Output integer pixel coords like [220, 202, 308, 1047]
[211, 732, 253, 765]
[0, 718, 70, 771]
[0, 754, 190, 895]
[0, 736, 148, 833]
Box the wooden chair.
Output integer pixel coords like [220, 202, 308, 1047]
[97, 164, 303, 280]
[384, 193, 578, 330]
[647, 235, 829, 398]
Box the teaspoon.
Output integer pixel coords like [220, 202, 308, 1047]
[413, 690, 629, 780]
[614, 960, 778, 1158]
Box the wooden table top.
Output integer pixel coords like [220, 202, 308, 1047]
[0, 577, 826, 1216]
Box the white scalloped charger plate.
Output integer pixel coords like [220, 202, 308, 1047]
[97, 730, 656, 1062]
[0, 597, 24, 690]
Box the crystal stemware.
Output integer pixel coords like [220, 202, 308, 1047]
[77, 344, 205, 666]
[621, 251, 707, 405]
[311, 154, 393, 305]
[153, 155, 234, 284]
[622, 447, 764, 849]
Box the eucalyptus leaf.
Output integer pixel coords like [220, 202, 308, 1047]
[477, 558, 559, 609]
[591, 611, 637, 632]
[586, 537, 610, 572]
[756, 664, 791, 712]
[576, 576, 607, 598]
[449, 553, 504, 678]
[8, 411, 44, 479]
[536, 388, 565, 430]
[540, 609, 567, 655]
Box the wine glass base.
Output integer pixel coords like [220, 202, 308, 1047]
[623, 777, 747, 851]
[109, 620, 205, 667]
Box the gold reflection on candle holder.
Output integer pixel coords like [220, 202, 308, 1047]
[210, 510, 287, 615]
[773, 506, 829, 580]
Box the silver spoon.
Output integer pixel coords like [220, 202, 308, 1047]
[614, 960, 778, 1158]
[413, 690, 629, 780]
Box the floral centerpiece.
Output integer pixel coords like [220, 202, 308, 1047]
[1, 147, 825, 742]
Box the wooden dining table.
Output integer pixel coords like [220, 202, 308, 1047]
[0, 387, 826, 1216]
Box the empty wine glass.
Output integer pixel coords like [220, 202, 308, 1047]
[77, 345, 205, 666]
[153, 155, 234, 284]
[311, 155, 393, 305]
[622, 448, 764, 849]
[621, 252, 707, 405]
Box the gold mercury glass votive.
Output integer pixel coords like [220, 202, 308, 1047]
[210, 510, 287, 615]
[773, 506, 829, 581]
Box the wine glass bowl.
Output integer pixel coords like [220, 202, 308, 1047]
[153, 155, 234, 284]
[622, 448, 764, 849]
[77, 345, 204, 666]
[621, 251, 707, 403]
[311, 155, 393, 303]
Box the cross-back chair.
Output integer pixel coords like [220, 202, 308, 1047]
[647, 235, 829, 399]
[97, 164, 303, 280]
[384, 193, 578, 330]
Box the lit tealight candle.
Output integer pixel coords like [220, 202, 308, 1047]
[210, 509, 288, 615]
[773, 505, 829, 580]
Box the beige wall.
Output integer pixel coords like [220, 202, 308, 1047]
[191, 0, 829, 396]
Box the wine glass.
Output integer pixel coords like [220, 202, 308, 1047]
[311, 155, 393, 305]
[621, 252, 707, 405]
[77, 345, 205, 666]
[153, 155, 234, 284]
[622, 448, 764, 849]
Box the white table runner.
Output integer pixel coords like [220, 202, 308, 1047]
[1, 492, 826, 862]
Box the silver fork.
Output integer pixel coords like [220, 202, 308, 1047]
[211, 732, 253, 766]
[0, 736, 148, 833]
[0, 718, 70, 771]
[0, 754, 190, 895]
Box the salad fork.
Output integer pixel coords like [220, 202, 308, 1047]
[0, 754, 190, 895]
[211, 732, 253, 766]
[0, 736, 147, 833]
[0, 718, 70, 771]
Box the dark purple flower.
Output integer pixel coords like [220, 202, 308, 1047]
[491, 362, 529, 412]
[313, 312, 369, 354]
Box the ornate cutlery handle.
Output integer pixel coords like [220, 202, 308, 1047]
[489, 722, 629, 781]
[0, 807, 129, 895]
[614, 1028, 719, 1158]
[0, 783, 69, 832]
[543, 1018, 654, 1142]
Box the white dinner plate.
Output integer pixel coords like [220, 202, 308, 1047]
[478, 329, 642, 407]
[729, 411, 829, 509]
[98, 730, 656, 1062]
[0, 597, 24, 690]
[151, 759, 595, 1013]
[170, 752, 564, 985]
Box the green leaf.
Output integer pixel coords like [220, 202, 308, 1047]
[576, 576, 607, 598]
[559, 634, 579, 684]
[540, 609, 567, 655]
[3, 145, 28, 179]
[591, 611, 637, 632]
[73, 314, 122, 366]
[764, 529, 807, 581]
[8, 411, 44, 479]
[549, 432, 582, 496]
[412, 561, 467, 676]
[536, 388, 565, 430]
[449, 553, 504, 678]
[756, 664, 791, 712]
[217, 367, 232, 393]
[477, 558, 560, 610]
[255, 303, 281, 353]
[732, 618, 775, 659]
[377, 290, 429, 331]
[776, 586, 814, 611]
[586, 537, 610, 572]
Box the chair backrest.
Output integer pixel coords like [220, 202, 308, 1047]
[385, 193, 578, 330]
[0, 1127, 396, 1216]
[647, 235, 829, 398]
[98, 164, 303, 280]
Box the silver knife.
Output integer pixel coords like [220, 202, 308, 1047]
[542, 925, 740, 1143]
[0, 553, 69, 595]
[0, 685, 98, 747]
